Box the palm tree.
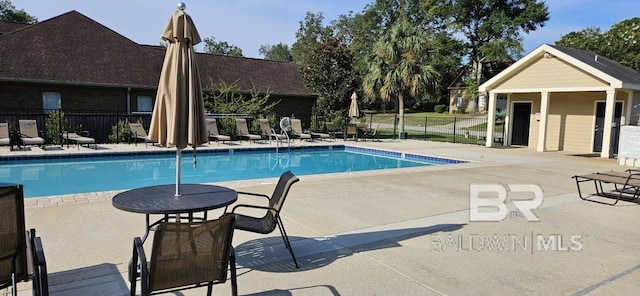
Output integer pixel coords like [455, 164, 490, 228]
[363, 18, 439, 137]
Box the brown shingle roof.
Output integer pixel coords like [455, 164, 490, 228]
[0, 21, 29, 34]
[0, 10, 313, 96]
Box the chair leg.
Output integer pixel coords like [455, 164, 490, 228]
[230, 248, 238, 296]
[277, 217, 299, 268]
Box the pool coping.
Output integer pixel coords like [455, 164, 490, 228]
[0, 144, 469, 165]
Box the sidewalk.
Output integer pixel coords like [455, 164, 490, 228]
[6, 140, 640, 295]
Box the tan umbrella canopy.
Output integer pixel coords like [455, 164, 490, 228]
[348, 92, 360, 119]
[148, 3, 207, 196]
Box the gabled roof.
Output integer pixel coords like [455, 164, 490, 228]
[480, 43, 640, 92]
[0, 10, 313, 96]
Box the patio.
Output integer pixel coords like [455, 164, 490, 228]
[4, 139, 640, 295]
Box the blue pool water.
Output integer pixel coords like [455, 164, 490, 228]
[0, 146, 464, 198]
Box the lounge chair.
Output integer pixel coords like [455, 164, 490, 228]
[235, 118, 261, 143]
[325, 122, 342, 140]
[227, 170, 300, 267]
[18, 120, 45, 148]
[258, 119, 287, 144]
[205, 118, 231, 145]
[63, 131, 96, 149]
[128, 123, 155, 147]
[289, 119, 312, 141]
[572, 170, 640, 205]
[345, 124, 358, 141]
[0, 184, 48, 296]
[130, 215, 237, 296]
[0, 123, 11, 149]
[363, 124, 381, 142]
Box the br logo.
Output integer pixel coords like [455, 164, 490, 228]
[469, 184, 543, 222]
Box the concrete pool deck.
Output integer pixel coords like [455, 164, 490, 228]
[2, 139, 640, 295]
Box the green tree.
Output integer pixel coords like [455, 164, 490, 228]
[555, 27, 604, 53]
[291, 12, 333, 69]
[203, 37, 243, 56]
[259, 42, 293, 61]
[302, 37, 357, 122]
[331, 0, 463, 109]
[0, 0, 37, 23]
[557, 18, 640, 71]
[363, 18, 440, 137]
[430, 0, 548, 109]
[202, 80, 279, 135]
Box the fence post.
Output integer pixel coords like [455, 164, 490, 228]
[59, 108, 63, 147]
[452, 117, 457, 144]
[423, 116, 428, 141]
[116, 109, 120, 144]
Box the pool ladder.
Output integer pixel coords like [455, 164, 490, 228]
[274, 128, 290, 153]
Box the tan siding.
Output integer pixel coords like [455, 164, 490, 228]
[547, 93, 602, 152]
[495, 57, 609, 90]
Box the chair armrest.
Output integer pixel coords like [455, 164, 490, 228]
[230, 204, 277, 213]
[236, 191, 270, 200]
[28, 228, 48, 296]
[131, 237, 149, 296]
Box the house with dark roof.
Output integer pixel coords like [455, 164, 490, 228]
[0, 11, 316, 140]
[480, 44, 640, 158]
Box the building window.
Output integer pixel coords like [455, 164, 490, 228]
[137, 96, 153, 112]
[42, 92, 61, 112]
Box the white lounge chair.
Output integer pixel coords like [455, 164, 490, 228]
[18, 120, 45, 148]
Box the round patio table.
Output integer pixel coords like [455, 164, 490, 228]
[112, 183, 237, 241]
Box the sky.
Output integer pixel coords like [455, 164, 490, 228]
[9, 0, 639, 59]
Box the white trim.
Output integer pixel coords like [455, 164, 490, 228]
[487, 86, 615, 93]
[479, 44, 630, 92]
[537, 92, 549, 152]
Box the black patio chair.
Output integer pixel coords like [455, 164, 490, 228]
[0, 184, 48, 296]
[227, 170, 300, 268]
[129, 215, 237, 296]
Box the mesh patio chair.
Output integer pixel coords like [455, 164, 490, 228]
[62, 131, 96, 149]
[128, 123, 155, 147]
[325, 122, 342, 140]
[0, 123, 11, 148]
[289, 119, 312, 141]
[227, 170, 301, 268]
[234, 118, 261, 143]
[18, 120, 45, 148]
[258, 119, 286, 144]
[0, 184, 48, 296]
[130, 215, 237, 296]
[205, 119, 231, 145]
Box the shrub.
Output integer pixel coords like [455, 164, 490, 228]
[109, 118, 132, 143]
[45, 110, 69, 145]
[434, 104, 447, 113]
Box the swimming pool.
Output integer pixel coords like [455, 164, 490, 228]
[0, 146, 465, 198]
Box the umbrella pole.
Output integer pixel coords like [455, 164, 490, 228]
[176, 148, 181, 196]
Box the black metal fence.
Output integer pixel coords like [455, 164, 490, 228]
[367, 114, 504, 145]
[0, 109, 267, 145]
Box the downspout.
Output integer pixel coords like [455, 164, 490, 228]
[127, 87, 131, 114]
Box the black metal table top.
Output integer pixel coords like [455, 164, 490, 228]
[112, 184, 237, 215]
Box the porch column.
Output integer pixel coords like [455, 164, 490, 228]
[537, 92, 550, 152]
[485, 92, 497, 147]
[600, 90, 617, 158]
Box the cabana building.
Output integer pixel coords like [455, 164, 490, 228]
[481, 44, 640, 158]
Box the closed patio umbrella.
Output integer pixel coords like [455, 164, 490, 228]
[348, 92, 360, 119]
[148, 3, 207, 196]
